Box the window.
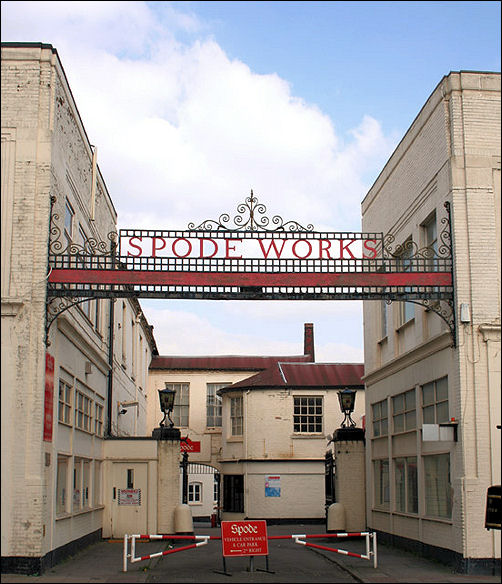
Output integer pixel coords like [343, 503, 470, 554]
[64, 199, 74, 243]
[165, 383, 190, 427]
[374, 459, 390, 508]
[398, 238, 415, 324]
[56, 456, 69, 515]
[58, 379, 72, 425]
[223, 475, 244, 513]
[372, 399, 388, 437]
[424, 453, 452, 518]
[94, 402, 104, 436]
[73, 459, 81, 511]
[422, 377, 448, 424]
[75, 390, 92, 432]
[207, 383, 226, 427]
[380, 300, 389, 339]
[394, 457, 418, 514]
[82, 460, 91, 507]
[230, 396, 243, 436]
[293, 396, 323, 433]
[392, 389, 416, 433]
[423, 213, 438, 270]
[188, 482, 202, 503]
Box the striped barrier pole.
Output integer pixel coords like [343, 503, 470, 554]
[123, 534, 213, 572]
[292, 531, 377, 568]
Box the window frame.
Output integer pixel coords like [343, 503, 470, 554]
[230, 396, 243, 436]
[394, 456, 418, 514]
[422, 376, 449, 425]
[58, 379, 72, 425]
[392, 388, 416, 433]
[164, 382, 190, 427]
[423, 453, 452, 519]
[206, 383, 226, 428]
[372, 399, 388, 437]
[188, 482, 202, 504]
[293, 395, 323, 434]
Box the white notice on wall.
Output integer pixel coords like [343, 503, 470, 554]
[118, 488, 141, 505]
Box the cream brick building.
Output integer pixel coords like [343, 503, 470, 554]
[362, 71, 500, 573]
[1, 43, 157, 573]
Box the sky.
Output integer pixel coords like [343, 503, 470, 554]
[2, 1, 500, 361]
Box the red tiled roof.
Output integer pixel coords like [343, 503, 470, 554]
[219, 362, 364, 393]
[150, 354, 312, 372]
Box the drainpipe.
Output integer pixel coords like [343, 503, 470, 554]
[106, 297, 115, 436]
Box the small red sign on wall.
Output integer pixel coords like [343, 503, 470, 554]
[180, 437, 201, 452]
[43, 353, 55, 442]
[221, 520, 268, 557]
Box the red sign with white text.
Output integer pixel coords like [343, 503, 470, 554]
[180, 437, 201, 452]
[221, 520, 268, 557]
[43, 353, 55, 442]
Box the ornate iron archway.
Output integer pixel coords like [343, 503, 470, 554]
[46, 191, 455, 345]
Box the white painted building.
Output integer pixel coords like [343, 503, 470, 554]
[362, 71, 500, 573]
[1, 42, 156, 574]
[148, 324, 365, 523]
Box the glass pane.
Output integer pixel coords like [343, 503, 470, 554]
[373, 421, 380, 437]
[407, 458, 418, 514]
[394, 459, 405, 512]
[436, 401, 449, 424]
[393, 394, 404, 414]
[381, 418, 388, 436]
[422, 383, 434, 406]
[436, 377, 448, 401]
[381, 400, 388, 417]
[424, 454, 451, 518]
[372, 402, 380, 418]
[394, 414, 404, 433]
[423, 405, 435, 424]
[405, 410, 416, 429]
[405, 389, 415, 410]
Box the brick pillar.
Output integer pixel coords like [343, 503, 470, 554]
[155, 428, 181, 534]
[332, 428, 366, 532]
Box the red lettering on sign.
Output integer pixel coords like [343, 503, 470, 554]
[257, 239, 288, 259]
[225, 239, 242, 259]
[172, 238, 192, 258]
[292, 239, 313, 259]
[199, 238, 218, 259]
[127, 236, 143, 257]
[152, 237, 167, 257]
[363, 239, 377, 259]
[339, 239, 357, 259]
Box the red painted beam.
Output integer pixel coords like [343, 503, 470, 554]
[48, 269, 452, 287]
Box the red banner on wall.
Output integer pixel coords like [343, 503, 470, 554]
[43, 352, 55, 442]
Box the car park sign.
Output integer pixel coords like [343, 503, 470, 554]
[221, 520, 268, 557]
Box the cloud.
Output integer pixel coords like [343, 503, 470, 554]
[2, 1, 395, 361]
[141, 304, 364, 362]
[2, 1, 395, 233]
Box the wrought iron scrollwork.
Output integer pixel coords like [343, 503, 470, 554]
[45, 296, 95, 346]
[187, 190, 314, 232]
[382, 201, 452, 261]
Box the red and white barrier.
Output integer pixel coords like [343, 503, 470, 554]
[123, 533, 215, 572]
[291, 531, 377, 568]
[123, 530, 377, 572]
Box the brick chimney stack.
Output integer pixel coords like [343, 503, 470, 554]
[304, 323, 315, 362]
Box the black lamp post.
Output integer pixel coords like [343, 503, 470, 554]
[337, 388, 356, 428]
[152, 385, 180, 440]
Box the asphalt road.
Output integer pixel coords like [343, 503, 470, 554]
[143, 536, 359, 583]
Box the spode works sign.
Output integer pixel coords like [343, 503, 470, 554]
[221, 520, 269, 557]
[120, 232, 379, 260]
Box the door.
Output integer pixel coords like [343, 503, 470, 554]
[110, 462, 148, 537]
